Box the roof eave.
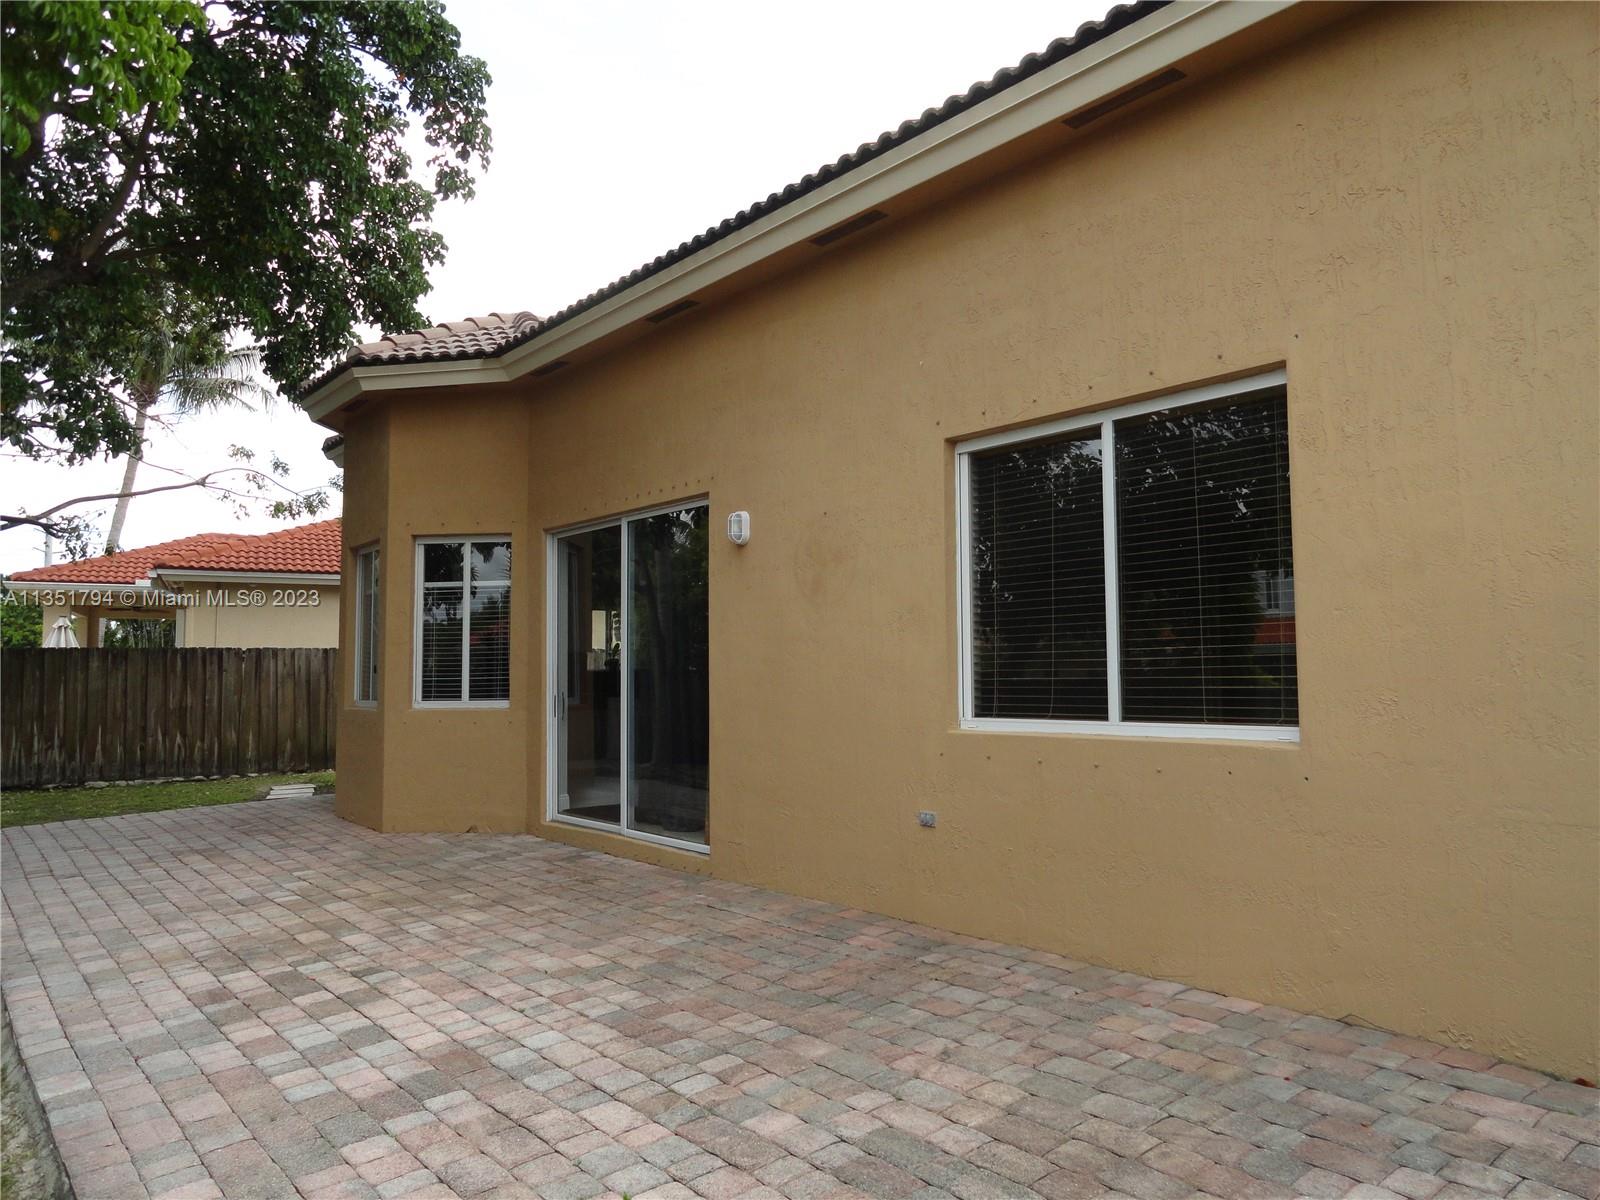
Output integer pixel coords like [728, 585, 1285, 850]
[303, 0, 1303, 426]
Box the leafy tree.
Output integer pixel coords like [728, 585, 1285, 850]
[101, 617, 176, 648]
[1, 2, 194, 158]
[1, 591, 44, 648]
[2, 0, 491, 471]
[103, 289, 275, 553]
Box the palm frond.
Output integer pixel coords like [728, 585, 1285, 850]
[165, 345, 275, 414]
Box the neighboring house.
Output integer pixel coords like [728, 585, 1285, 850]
[3, 519, 341, 647]
[300, 4, 1598, 1077]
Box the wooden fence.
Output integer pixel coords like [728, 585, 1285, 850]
[2, 648, 337, 789]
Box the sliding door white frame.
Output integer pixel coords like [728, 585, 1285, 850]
[545, 497, 711, 854]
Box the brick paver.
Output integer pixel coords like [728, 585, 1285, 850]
[3, 798, 1595, 1200]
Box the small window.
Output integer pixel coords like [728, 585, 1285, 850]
[414, 538, 511, 706]
[354, 545, 380, 704]
[957, 370, 1298, 741]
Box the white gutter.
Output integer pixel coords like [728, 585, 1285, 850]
[3, 571, 339, 597]
[0, 581, 177, 604]
[304, 0, 1296, 423]
[151, 570, 340, 586]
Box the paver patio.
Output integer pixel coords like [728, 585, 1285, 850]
[2, 798, 1595, 1200]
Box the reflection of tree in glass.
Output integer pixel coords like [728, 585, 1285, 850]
[971, 389, 1295, 726]
[591, 535, 621, 662]
[1116, 391, 1295, 725]
[971, 435, 1107, 719]
[629, 509, 709, 802]
[468, 542, 511, 701]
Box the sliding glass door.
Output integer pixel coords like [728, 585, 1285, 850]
[554, 526, 622, 825]
[552, 502, 708, 849]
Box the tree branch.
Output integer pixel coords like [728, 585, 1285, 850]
[76, 107, 158, 263]
[0, 459, 331, 538]
[2, 110, 160, 303]
[1, 475, 224, 530]
[101, 235, 213, 266]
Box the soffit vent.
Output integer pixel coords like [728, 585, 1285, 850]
[809, 209, 888, 247]
[1063, 67, 1185, 129]
[644, 299, 700, 324]
[531, 359, 570, 377]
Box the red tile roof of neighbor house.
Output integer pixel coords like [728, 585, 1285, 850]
[4, 519, 342, 584]
[297, 0, 1164, 398]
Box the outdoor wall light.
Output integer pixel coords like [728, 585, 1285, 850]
[727, 511, 751, 546]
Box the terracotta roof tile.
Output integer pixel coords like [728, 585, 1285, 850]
[5, 519, 342, 584]
[298, 1, 1164, 397]
[341, 311, 539, 370]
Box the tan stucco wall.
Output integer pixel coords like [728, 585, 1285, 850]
[335, 408, 390, 829]
[360, 393, 531, 833]
[335, 3, 1600, 1076]
[173, 583, 338, 648]
[30, 593, 335, 648]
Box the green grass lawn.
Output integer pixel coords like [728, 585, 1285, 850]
[0, 772, 335, 828]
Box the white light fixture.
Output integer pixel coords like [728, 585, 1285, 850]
[726, 511, 751, 545]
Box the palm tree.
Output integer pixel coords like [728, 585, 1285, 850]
[105, 292, 274, 554]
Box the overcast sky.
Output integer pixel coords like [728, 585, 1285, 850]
[0, 0, 1105, 575]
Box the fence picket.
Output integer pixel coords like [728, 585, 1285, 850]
[1, 648, 338, 788]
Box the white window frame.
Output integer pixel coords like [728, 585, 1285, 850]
[354, 543, 379, 706]
[955, 368, 1298, 743]
[544, 497, 711, 855]
[413, 534, 512, 710]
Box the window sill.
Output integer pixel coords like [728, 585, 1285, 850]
[412, 700, 512, 711]
[958, 717, 1299, 744]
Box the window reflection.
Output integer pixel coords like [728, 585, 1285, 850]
[417, 538, 510, 705]
[419, 587, 463, 702]
[627, 507, 709, 844]
[1116, 391, 1296, 725]
[971, 434, 1107, 719]
[555, 527, 622, 825]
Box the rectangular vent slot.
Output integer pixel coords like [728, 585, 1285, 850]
[810, 209, 888, 247]
[644, 299, 700, 324]
[531, 359, 570, 377]
[1063, 68, 1185, 129]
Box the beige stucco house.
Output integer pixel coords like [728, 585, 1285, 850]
[4, 519, 341, 647]
[301, 3, 1598, 1077]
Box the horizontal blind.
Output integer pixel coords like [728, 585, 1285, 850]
[971, 431, 1107, 719]
[419, 583, 463, 701]
[1115, 387, 1296, 725]
[468, 541, 511, 701]
[419, 582, 464, 704]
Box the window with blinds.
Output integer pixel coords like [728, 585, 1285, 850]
[958, 371, 1297, 740]
[970, 432, 1107, 719]
[415, 538, 511, 705]
[354, 545, 379, 703]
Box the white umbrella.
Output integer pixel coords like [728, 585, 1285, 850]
[43, 616, 80, 648]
